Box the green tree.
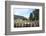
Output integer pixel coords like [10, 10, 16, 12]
[33, 9, 39, 20]
[29, 13, 33, 21]
[29, 9, 39, 21]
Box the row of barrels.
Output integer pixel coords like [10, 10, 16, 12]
[14, 21, 39, 27]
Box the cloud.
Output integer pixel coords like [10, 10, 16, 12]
[14, 8, 34, 19]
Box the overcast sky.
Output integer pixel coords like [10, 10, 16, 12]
[14, 8, 34, 19]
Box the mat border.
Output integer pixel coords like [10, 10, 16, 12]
[5, 1, 45, 35]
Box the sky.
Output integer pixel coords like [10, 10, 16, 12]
[14, 8, 34, 19]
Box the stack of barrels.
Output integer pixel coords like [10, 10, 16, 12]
[14, 21, 39, 27]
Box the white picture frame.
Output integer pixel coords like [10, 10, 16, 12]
[5, 1, 45, 35]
